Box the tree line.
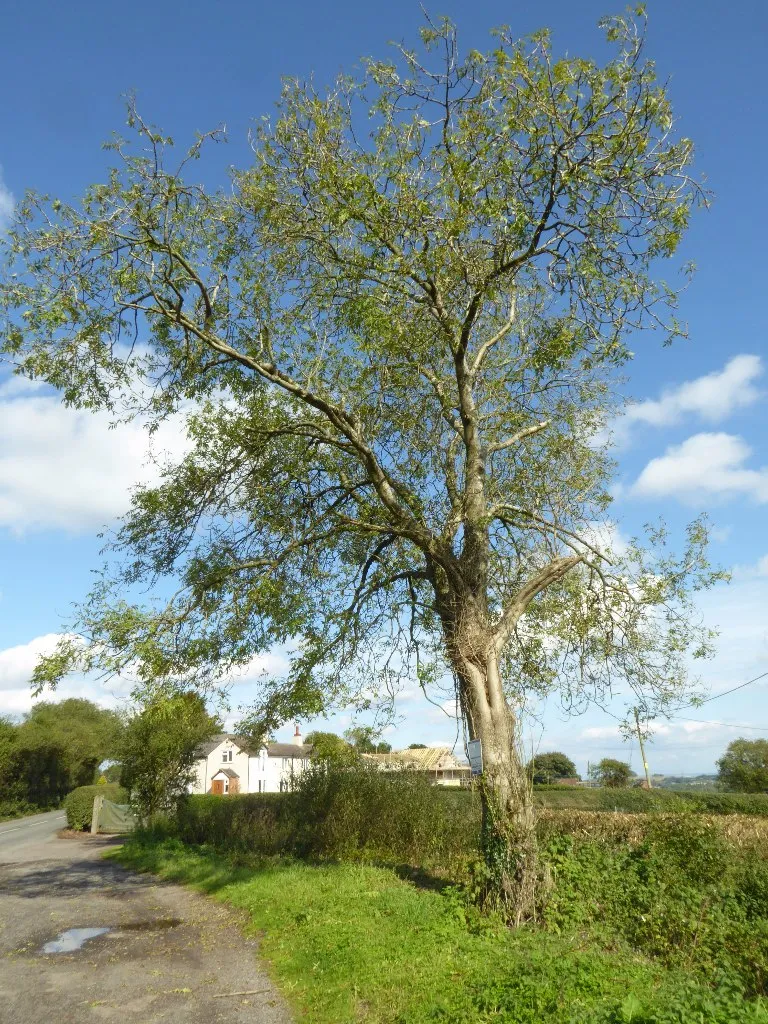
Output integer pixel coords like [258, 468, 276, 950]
[0, 699, 122, 811]
[530, 739, 768, 792]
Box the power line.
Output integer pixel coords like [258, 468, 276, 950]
[694, 669, 768, 706]
[674, 716, 768, 733]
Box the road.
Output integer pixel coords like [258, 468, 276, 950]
[0, 811, 291, 1023]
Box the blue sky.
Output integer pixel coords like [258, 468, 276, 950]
[1, 0, 766, 776]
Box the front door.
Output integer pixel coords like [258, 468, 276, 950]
[211, 779, 224, 795]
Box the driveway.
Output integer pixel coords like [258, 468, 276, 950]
[0, 811, 291, 1023]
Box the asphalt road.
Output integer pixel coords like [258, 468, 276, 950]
[0, 811, 291, 1023]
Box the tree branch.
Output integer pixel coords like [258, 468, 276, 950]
[494, 555, 581, 653]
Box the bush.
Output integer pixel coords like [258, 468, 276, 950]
[167, 764, 768, 999]
[64, 783, 128, 830]
[0, 799, 38, 822]
[540, 811, 768, 997]
[176, 763, 480, 873]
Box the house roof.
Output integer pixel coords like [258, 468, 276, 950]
[193, 733, 313, 760]
[266, 743, 314, 758]
[363, 747, 470, 771]
[212, 767, 239, 779]
[193, 734, 256, 757]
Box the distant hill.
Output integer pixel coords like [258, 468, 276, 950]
[655, 774, 720, 791]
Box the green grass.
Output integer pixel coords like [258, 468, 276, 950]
[109, 834, 768, 1024]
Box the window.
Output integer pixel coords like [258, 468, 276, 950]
[222, 749, 233, 763]
[223, 778, 230, 794]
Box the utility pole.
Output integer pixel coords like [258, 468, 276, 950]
[634, 708, 652, 789]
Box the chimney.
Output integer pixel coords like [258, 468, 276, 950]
[292, 723, 302, 746]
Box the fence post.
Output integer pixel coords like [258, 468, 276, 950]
[91, 795, 104, 835]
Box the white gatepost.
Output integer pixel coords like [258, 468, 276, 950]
[90, 794, 104, 835]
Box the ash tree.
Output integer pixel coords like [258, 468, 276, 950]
[1, 11, 722, 917]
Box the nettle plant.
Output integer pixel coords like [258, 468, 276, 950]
[1, 10, 722, 918]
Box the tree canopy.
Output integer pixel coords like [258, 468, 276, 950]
[0, 699, 122, 807]
[589, 758, 634, 788]
[120, 689, 221, 818]
[527, 751, 579, 784]
[716, 739, 768, 794]
[305, 730, 356, 762]
[344, 726, 392, 753]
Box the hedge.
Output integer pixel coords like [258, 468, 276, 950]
[532, 786, 768, 815]
[176, 764, 480, 873]
[64, 783, 128, 830]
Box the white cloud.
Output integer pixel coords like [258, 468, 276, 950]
[623, 354, 762, 431]
[1, 680, 130, 719]
[0, 166, 14, 232]
[578, 521, 629, 559]
[710, 525, 732, 544]
[228, 650, 291, 684]
[580, 725, 621, 740]
[0, 632, 135, 719]
[0, 378, 190, 533]
[731, 554, 768, 579]
[631, 432, 768, 505]
[0, 633, 63, 692]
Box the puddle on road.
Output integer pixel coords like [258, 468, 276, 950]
[42, 928, 111, 953]
[40, 918, 182, 954]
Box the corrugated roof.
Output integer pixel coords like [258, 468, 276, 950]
[363, 747, 469, 771]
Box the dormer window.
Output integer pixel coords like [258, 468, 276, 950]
[222, 749, 233, 763]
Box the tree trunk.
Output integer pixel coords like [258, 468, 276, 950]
[473, 699, 538, 924]
[429, 548, 540, 921]
[444, 602, 539, 923]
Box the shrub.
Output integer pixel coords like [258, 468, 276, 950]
[167, 763, 768, 997]
[176, 763, 480, 872]
[64, 783, 128, 830]
[540, 811, 768, 996]
[0, 799, 37, 821]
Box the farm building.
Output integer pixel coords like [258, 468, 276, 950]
[362, 746, 471, 786]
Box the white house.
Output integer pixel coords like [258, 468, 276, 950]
[190, 726, 313, 795]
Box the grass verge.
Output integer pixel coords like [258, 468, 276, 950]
[109, 833, 768, 1024]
